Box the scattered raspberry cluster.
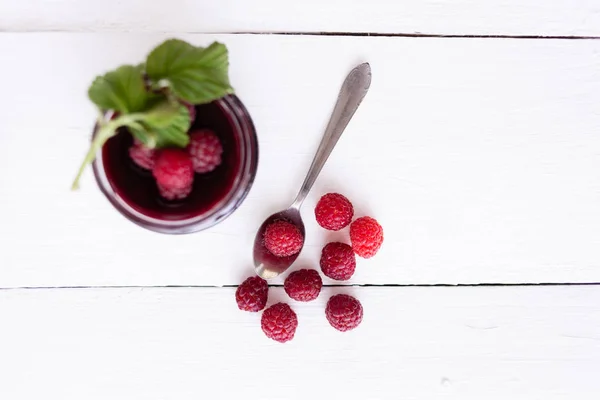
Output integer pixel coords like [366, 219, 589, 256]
[236, 192, 381, 343]
[129, 128, 223, 201]
[316, 193, 384, 280]
[236, 272, 361, 343]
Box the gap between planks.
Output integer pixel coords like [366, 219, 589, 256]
[0, 29, 600, 40]
[230, 31, 600, 40]
[1, 282, 599, 291]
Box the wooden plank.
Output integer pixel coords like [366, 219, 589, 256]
[0, 285, 598, 399]
[1, 33, 600, 287]
[1, 1, 600, 36]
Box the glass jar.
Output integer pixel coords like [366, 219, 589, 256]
[92, 95, 258, 234]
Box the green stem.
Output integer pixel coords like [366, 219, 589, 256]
[70, 117, 126, 190]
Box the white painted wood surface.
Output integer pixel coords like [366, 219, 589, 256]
[1, 33, 599, 287]
[1, 0, 600, 36]
[1, 286, 599, 399]
[1, 2, 599, 397]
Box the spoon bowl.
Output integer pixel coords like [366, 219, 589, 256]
[253, 63, 372, 279]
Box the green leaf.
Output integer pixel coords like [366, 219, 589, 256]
[146, 39, 234, 104]
[137, 100, 191, 148]
[75, 41, 211, 189]
[88, 64, 154, 113]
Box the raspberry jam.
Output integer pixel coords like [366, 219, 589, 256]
[93, 95, 258, 234]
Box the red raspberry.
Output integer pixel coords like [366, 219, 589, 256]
[284, 269, 322, 302]
[235, 276, 268, 312]
[315, 193, 354, 231]
[152, 148, 194, 200]
[129, 138, 156, 170]
[320, 242, 356, 281]
[350, 216, 384, 258]
[325, 294, 363, 332]
[261, 303, 298, 343]
[264, 220, 304, 257]
[156, 184, 193, 201]
[187, 129, 223, 173]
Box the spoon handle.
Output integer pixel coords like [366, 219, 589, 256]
[292, 62, 372, 208]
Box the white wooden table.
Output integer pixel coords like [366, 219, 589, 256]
[1, 1, 600, 398]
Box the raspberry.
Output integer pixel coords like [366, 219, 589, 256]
[350, 216, 384, 258]
[284, 269, 322, 302]
[187, 129, 223, 173]
[325, 294, 363, 332]
[264, 220, 304, 257]
[156, 184, 193, 200]
[129, 138, 156, 170]
[235, 276, 268, 312]
[320, 242, 356, 281]
[261, 303, 298, 343]
[152, 148, 194, 200]
[315, 193, 354, 231]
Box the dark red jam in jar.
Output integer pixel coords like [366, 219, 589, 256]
[93, 95, 258, 234]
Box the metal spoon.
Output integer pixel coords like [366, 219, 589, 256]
[253, 62, 372, 279]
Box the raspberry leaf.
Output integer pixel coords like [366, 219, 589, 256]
[74, 38, 230, 190]
[136, 100, 191, 148]
[146, 39, 234, 104]
[88, 64, 156, 113]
